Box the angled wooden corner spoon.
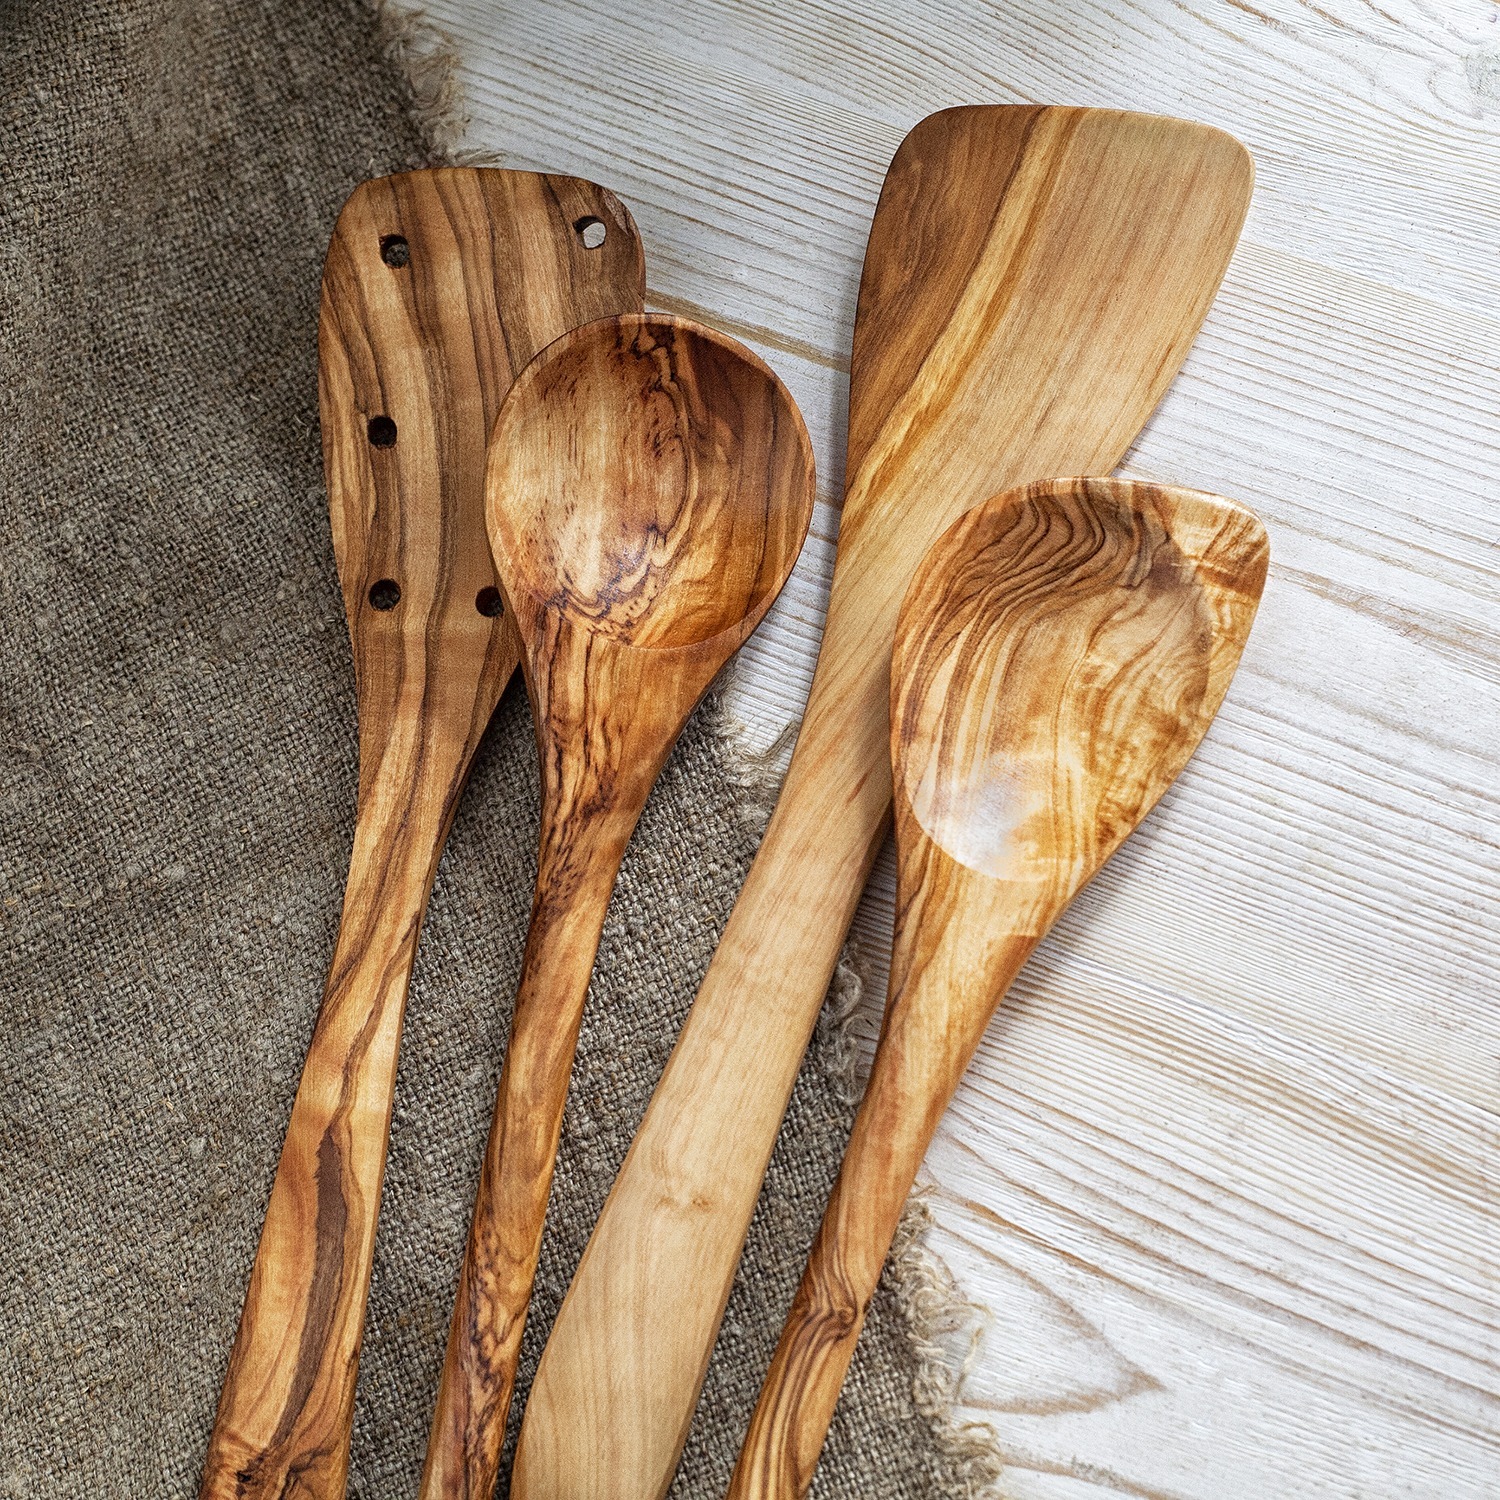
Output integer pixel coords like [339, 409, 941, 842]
[416, 311, 815, 1500]
[728, 474, 1269, 1500]
[513, 106, 1253, 1500]
[198, 168, 644, 1500]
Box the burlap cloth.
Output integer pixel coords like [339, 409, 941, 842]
[0, 2, 1000, 1494]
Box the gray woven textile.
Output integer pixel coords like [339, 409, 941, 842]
[0, 1, 988, 1495]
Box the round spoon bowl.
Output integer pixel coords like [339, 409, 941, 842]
[486, 313, 813, 651]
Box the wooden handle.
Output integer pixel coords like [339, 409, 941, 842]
[421, 617, 707, 1500]
[200, 758, 464, 1499]
[727, 911, 1034, 1500]
[511, 650, 891, 1500]
[419, 796, 639, 1500]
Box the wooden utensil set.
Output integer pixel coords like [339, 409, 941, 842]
[201, 105, 1269, 1500]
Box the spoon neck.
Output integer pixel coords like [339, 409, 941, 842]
[525, 622, 703, 876]
[879, 923, 1037, 1148]
[531, 773, 645, 918]
[725, 915, 1037, 1500]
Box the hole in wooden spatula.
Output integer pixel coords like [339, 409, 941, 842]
[475, 586, 504, 618]
[368, 578, 400, 611]
[367, 415, 397, 448]
[380, 234, 410, 267]
[574, 216, 606, 249]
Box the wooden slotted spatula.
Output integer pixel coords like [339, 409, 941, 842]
[728, 475, 1269, 1499]
[199, 168, 643, 1500]
[512, 107, 1254, 1500]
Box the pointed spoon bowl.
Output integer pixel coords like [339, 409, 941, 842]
[728, 475, 1269, 1498]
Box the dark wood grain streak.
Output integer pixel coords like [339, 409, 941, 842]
[727, 477, 1268, 1500]
[512, 106, 1254, 1500]
[417, 313, 814, 1500]
[845, 104, 1047, 483]
[198, 167, 645, 1500]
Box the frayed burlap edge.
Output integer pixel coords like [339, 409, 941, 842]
[887, 1193, 1007, 1496]
[367, 1, 470, 161]
[364, 10, 1008, 1490]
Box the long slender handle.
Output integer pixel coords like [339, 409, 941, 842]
[420, 804, 639, 1500]
[727, 925, 1035, 1500]
[199, 782, 451, 1500]
[512, 637, 892, 1500]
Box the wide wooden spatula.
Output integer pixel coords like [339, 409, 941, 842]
[199, 168, 643, 1500]
[728, 475, 1269, 1499]
[514, 107, 1254, 1500]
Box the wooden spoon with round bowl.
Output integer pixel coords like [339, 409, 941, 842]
[728, 475, 1269, 1500]
[199, 167, 644, 1500]
[417, 311, 815, 1500]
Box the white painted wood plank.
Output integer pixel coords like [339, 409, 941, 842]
[414, 0, 1500, 1493]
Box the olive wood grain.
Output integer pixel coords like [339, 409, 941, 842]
[199, 168, 644, 1500]
[512, 106, 1254, 1500]
[728, 475, 1269, 1499]
[417, 312, 815, 1500]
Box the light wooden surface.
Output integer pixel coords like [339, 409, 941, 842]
[513, 104, 1253, 1500]
[730, 476, 1269, 1499]
[413, 5, 1500, 1497]
[200, 167, 643, 1499]
[421, 312, 813, 1500]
